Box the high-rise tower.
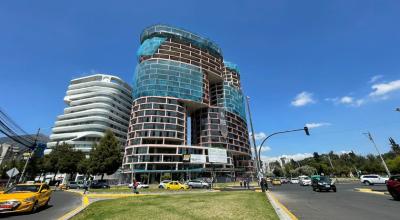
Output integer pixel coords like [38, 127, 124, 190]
[123, 25, 253, 182]
[47, 74, 132, 152]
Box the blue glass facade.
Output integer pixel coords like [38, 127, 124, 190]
[224, 61, 241, 74]
[140, 24, 222, 57]
[136, 37, 166, 58]
[133, 59, 204, 102]
[221, 82, 246, 119]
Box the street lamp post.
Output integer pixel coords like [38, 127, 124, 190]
[363, 132, 391, 177]
[257, 127, 310, 174]
[245, 96, 260, 178]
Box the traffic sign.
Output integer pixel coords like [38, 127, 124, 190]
[6, 167, 19, 178]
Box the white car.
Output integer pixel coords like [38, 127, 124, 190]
[158, 180, 171, 189]
[128, 182, 149, 188]
[299, 176, 311, 186]
[290, 178, 299, 184]
[360, 175, 389, 185]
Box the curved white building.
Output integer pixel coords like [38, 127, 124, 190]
[47, 74, 132, 152]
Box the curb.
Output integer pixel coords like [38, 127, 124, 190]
[58, 191, 89, 220]
[266, 191, 298, 220]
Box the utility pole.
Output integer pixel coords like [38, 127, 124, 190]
[364, 132, 391, 176]
[19, 128, 40, 183]
[246, 96, 260, 178]
[327, 154, 334, 169]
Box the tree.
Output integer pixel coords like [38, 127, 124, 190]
[389, 137, 400, 155]
[43, 143, 85, 181]
[89, 130, 122, 180]
[273, 167, 284, 177]
[295, 165, 317, 176]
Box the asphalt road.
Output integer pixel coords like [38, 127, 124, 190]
[270, 183, 398, 220]
[0, 190, 81, 220]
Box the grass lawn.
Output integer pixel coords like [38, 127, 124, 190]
[87, 185, 168, 193]
[73, 191, 278, 220]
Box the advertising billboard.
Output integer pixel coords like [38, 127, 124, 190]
[208, 148, 227, 164]
[190, 154, 207, 163]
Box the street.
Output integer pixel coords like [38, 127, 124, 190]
[0, 190, 81, 220]
[270, 183, 398, 220]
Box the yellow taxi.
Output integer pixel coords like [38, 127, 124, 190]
[271, 178, 282, 185]
[0, 183, 52, 213]
[165, 181, 189, 190]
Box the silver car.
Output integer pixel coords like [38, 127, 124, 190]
[187, 180, 209, 188]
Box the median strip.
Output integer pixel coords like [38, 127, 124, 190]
[354, 188, 386, 195]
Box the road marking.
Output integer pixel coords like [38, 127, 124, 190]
[354, 188, 386, 195]
[267, 191, 298, 220]
[58, 192, 89, 220]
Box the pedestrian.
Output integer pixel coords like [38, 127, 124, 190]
[239, 180, 243, 188]
[261, 178, 268, 192]
[133, 179, 139, 194]
[83, 181, 89, 194]
[243, 180, 247, 188]
[246, 178, 250, 189]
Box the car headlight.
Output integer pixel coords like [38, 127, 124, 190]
[24, 197, 36, 203]
[1, 200, 21, 208]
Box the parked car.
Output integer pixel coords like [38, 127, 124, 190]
[271, 178, 282, 185]
[360, 174, 389, 185]
[0, 183, 52, 213]
[311, 175, 337, 192]
[386, 175, 400, 200]
[279, 177, 289, 184]
[67, 181, 84, 189]
[187, 180, 209, 188]
[290, 178, 299, 184]
[299, 176, 312, 186]
[128, 182, 149, 189]
[158, 180, 172, 189]
[165, 181, 189, 190]
[89, 181, 110, 189]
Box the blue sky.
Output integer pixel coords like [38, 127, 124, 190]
[1, 0, 400, 160]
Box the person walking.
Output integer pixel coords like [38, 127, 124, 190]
[243, 179, 247, 188]
[83, 180, 89, 194]
[246, 177, 250, 189]
[239, 179, 243, 188]
[261, 178, 268, 192]
[133, 179, 139, 194]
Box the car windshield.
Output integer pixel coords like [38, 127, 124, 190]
[303, 177, 310, 180]
[5, 185, 41, 193]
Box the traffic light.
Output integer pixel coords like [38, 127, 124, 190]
[304, 127, 310, 136]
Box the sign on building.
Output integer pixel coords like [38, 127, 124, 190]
[208, 148, 227, 164]
[190, 154, 207, 163]
[183, 154, 191, 162]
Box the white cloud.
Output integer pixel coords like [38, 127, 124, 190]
[249, 132, 267, 141]
[251, 145, 272, 156]
[369, 75, 383, 84]
[261, 153, 313, 163]
[340, 96, 353, 104]
[326, 96, 365, 107]
[305, 122, 331, 129]
[291, 91, 316, 107]
[369, 80, 400, 97]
